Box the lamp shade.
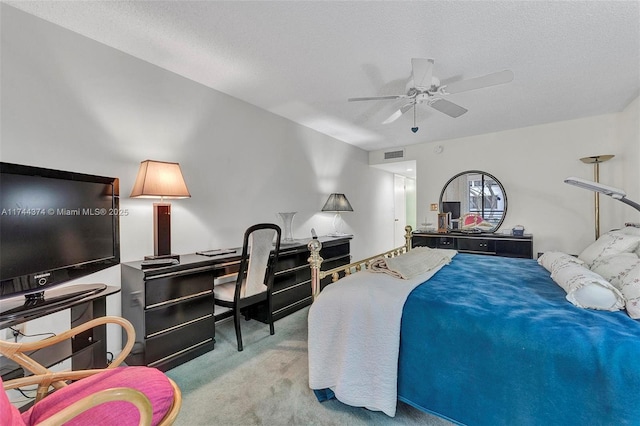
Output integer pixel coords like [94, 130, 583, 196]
[130, 160, 191, 199]
[565, 176, 640, 212]
[564, 177, 626, 199]
[321, 193, 353, 212]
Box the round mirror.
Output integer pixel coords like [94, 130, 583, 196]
[439, 170, 507, 233]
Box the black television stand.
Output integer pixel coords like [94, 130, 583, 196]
[25, 291, 45, 302]
[0, 283, 109, 319]
[0, 284, 119, 382]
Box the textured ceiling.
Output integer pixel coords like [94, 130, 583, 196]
[6, 1, 640, 152]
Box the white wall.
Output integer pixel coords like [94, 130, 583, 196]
[614, 96, 640, 225]
[0, 5, 395, 355]
[371, 98, 640, 256]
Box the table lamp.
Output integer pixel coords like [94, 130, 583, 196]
[130, 160, 191, 259]
[322, 193, 353, 236]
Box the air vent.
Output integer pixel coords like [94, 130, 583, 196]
[384, 149, 404, 160]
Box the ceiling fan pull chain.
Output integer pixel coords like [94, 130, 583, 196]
[411, 105, 419, 133]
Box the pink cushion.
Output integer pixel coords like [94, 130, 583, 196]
[22, 366, 174, 426]
[0, 377, 25, 426]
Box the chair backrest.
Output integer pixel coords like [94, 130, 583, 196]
[237, 223, 281, 298]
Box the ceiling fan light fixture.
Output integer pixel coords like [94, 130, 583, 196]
[349, 58, 513, 122]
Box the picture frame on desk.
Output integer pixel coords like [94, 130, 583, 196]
[437, 213, 450, 233]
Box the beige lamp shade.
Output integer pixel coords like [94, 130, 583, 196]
[130, 160, 191, 199]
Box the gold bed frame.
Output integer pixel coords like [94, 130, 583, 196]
[307, 226, 413, 300]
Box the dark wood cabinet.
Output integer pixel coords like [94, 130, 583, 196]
[412, 232, 533, 259]
[250, 237, 350, 321]
[120, 236, 350, 370]
[121, 259, 220, 371]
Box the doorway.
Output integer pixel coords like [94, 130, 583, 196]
[394, 175, 416, 247]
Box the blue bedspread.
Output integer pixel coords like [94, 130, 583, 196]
[398, 254, 640, 425]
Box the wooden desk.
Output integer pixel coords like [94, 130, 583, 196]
[121, 236, 351, 371]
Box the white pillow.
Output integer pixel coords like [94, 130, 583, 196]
[618, 262, 640, 319]
[591, 253, 640, 287]
[551, 262, 625, 311]
[617, 226, 640, 257]
[591, 253, 640, 319]
[538, 251, 583, 274]
[618, 226, 640, 237]
[578, 230, 640, 267]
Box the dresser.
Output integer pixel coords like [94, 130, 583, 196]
[412, 231, 533, 259]
[250, 237, 351, 322]
[120, 236, 351, 370]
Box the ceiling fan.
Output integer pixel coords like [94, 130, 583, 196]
[348, 58, 514, 131]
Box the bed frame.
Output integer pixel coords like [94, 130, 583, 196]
[306, 226, 640, 424]
[307, 226, 413, 300]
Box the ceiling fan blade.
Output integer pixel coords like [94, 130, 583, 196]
[429, 98, 468, 118]
[348, 95, 405, 102]
[411, 58, 434, 89]
[382, 103, 414, 124]
[442, 70, 514, 94]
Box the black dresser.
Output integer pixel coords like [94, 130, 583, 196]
[120, 236, 350, 370]
[412, 231, 533, 259]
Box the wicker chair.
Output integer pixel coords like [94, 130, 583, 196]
[0, 316, 181, 425]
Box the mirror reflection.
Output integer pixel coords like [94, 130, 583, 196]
[439, 170, 507, 233]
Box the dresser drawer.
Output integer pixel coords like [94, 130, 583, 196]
[321, 242, 350, 260]
[412, 236, 437, 248]
[273, 281, 312, 312]
[145, 271, 213, 307]
[145, 315, 214, 366]
[274, 252, 303, 273]
[495, 239, 533, 258]
[457, 238, 493, 253]
[273, 268, 303, 293]
[435, 237, 455, 248]
[145, 294, 213, 338]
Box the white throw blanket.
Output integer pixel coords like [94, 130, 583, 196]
[370, 246, 457, 279]
[307, 248, 456, 416]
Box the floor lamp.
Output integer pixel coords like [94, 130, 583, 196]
[564, 177, 640, 213]
[579, 155, 614, 240]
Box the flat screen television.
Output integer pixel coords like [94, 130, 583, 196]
[0, 162, 120, 316]
[442, 201, 461, 219]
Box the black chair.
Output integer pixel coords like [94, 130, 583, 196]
[214, 223, 281, 351]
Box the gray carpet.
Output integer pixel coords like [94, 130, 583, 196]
[166, 307, 454, 426]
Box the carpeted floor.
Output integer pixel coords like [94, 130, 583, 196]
[166, 307, 454, 425]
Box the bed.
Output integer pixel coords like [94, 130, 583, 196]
[306, 227, 640, 425]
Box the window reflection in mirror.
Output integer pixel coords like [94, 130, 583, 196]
[439, 170, 507, 232]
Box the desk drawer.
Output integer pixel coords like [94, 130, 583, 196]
[145, 294, 213, 337]
[145, 272, 213, 307]
[145, 315, 214, 366]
